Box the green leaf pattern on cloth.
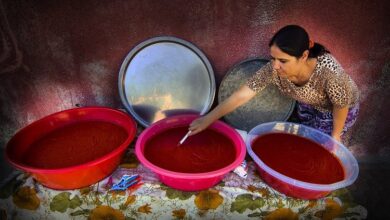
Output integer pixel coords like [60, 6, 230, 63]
[70, 195, 82, 209]
[230, 194, 265, 213]
[161, 186, 194, 200]
[50, 192, 82, 213]
[70, 209, 90, 216]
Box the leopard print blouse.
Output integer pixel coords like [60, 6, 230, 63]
[246, 53, 359, 112]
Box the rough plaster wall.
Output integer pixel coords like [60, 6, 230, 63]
[350, 63, 390, 159]
[0, 0, 389, 179]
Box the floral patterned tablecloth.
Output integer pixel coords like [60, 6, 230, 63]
[0, 147, 367, 220]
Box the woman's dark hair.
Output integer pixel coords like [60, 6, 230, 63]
[268, 25, 329, 58]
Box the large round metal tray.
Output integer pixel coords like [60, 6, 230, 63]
[218, 58, 295, 131]
[119, 36, 216, 127]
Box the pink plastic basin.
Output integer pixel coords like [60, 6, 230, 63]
[135, 114, 246, 191]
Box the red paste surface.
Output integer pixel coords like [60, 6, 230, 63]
[23, 121, 128, 168]
[144, 127, 236, 173]
[252, 133, 344, 184]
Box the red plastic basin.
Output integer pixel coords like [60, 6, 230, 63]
[5, 107, 137, 190]
[135, 114, 246, 191]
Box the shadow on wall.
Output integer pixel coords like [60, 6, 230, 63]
[0, 0, 23, 74]
[0, 0, 23, 181]
[0, 152, 14, 183]
[349, 62, 390, 162]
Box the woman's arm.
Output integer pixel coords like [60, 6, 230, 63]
[331, 105, 349, 142]
[189, 85, 257, 135]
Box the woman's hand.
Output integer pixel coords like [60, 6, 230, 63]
[188, 85, 257, 136]
[189, 115, 214, 135]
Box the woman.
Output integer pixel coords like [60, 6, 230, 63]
[189, 25, 359, 142]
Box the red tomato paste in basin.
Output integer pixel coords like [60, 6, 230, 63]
[144, 127, 236, 173]
[23, 121, 128, 169]
[135, 114, 246, 191]
[251, 133, 344, 185]
[246, 122, 359, 199]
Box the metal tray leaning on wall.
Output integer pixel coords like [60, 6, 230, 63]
[118, 36, 216, 127]
[218, 58, 295, 132]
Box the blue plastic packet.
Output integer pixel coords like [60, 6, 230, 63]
[110, 174, 140, 191]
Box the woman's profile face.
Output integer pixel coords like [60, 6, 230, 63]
[270, 44, 305, 80]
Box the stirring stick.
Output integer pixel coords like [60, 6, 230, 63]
[178, 130, 192, 146]
[178, 113, 204, 146]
